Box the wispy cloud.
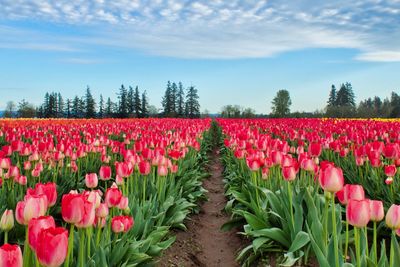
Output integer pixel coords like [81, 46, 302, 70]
[0, 0, 399, 61]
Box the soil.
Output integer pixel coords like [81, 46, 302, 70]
[158, 149, 243, 267]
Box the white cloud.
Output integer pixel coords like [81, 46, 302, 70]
[0, 0, 399, 61]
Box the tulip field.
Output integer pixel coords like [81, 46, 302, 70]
[2, 118, 400, 267]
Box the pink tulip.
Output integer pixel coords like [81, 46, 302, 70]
[0, 244, 23, 267]
[336, 184, 365, 205]
[347, 199, 370, 228]
[99, 166, 112, 180]
[16, 194, 48, 225]
[369, 200, 384, 222]
[386, 204, 400, 229]
[85, 173, 98, 188]
[28, 216, 55, 251]
[111, 216, 134, 233]
[157, 165, 168, 176]
[385, 165, 397, 178]
[319, 165, 344, 193]
[30, 182, 58, 207]
[95, 203, 109, 218]
[138, 161, 151, 175]
[282, 166, 296, 181]
[36, 227, 68, 267]
[61, 193, 85, 224]
[105, 186, 123, 208]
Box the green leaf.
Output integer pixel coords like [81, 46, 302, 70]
[251, 228, 290, 248]
[288, 231, 310, 253]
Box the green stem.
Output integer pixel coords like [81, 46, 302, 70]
[390, 230, 395, 267]
[86, 228, 91, 260]
[23, 228, 32, 267]
[355, 227, 361, 267]
[344, 220, 349, 261]
[4, 231, 8, 244]
[287, 182, 295, 230]
[79, 229, 85, 267]
[65, 224, 74, 267]
[373, 222, 377, 266]
[331, 197, 339, 267]
[324, 193, 329, 247]
[364, 226, 369, 258]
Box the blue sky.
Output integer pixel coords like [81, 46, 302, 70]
[0, 0, 399, 114]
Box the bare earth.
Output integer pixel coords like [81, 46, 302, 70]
[158, 149, 243, 267]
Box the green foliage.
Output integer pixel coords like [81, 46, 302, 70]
[271, 89, 292, 118]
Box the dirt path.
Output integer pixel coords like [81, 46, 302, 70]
[158, 149, 242, 267]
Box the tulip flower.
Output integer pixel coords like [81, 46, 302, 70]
[16, 194, 48, 225]
[0, 209, 14, 243]
[385, 165, 397, 178]
[111, 216, 134, 233]
[138, 161, 151, 175]
[61, 193, 85, 224]
[0, 244, 23, 267]
[85, 173, 98, 189]
[105, 186, 123, 208]
[282, 166, 297, 181]
[370, 200, 384, 265]
[336, 184, 365, 205]
[99, 166, 112, 181]
[36, 227, 68, 267]
[28, 182, 57, 207]
[309, 142, 322, 157]
[318, 165, 344, 193]
[386, 204, 400, 230]
[28, 216, 55, 251]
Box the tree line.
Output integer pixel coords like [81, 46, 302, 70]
[2, 81, 201, 119]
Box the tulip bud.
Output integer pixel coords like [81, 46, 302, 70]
[0, 209, 14, 232]
[85, 173, 98, 188]
[386, 204, 400, 229]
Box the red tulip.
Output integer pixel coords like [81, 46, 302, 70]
[347, 199, 370, 228]
[319, 165, 344, 193]
[61, 193, 85, 224]
[85, 173, 98, 188]
[105, 185, 123, 208]
[386, 204, 400, 229]
[75, 195, 95, 229]
[138, 161, 151, 175]
[309, 142, 322, 157]
[369, 200, 384, 222]
[32, 182, 57, 207]
[36, 227, 68, 267]
[282, 166, 296, 181]
[99, 166, 112, 180]
[28, 216, 55, 251]
[0, 244, 23, 267]
[384, 165, 397, 178]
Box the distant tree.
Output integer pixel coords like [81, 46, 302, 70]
[271, 89, 292, 117]
[134, 86, 142, 118]
[106, 97, 114, 117]
[17, 99, 36, 118]
[99, 94, 104, 118]
[185, 85, 200, 118]
[4, 101, 16, 118]
[71, 96, 80, 118]
[57, 93, 64, 117]
[327, 85, 337, 107]
[390, 92, 400, 117]
[336, 83, 355, 107]
[66, 98, 72, 118]
[242, 107, 256, 118]
[118, 84, 128, 118]
[162, 81, 174, 117]
[176, 82, 185, 117]
[127, 86, 134, 115]
[85, 86, 96, 118]
[141, 90, 149, 118]
[148, 105, 159, 117]
[171, 82, 177, 115]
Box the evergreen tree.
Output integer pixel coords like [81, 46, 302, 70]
[57, 93, 64, 117]
[185, 85, 200, 118]
[141, 90, 149, 118]
[106, 97, 114, 117]
[85, 86, 96, 118]
[336, 83, 356, 107]
[99, 94, 104, 118]
[133, 86, 142, 118]
[176, 82, 185, 117]
[43, 92, 50, 117]
[327, 85, 337, 106]
[171, 82, 177, 116]
[390, 92, 400, 117]
[162, 81, 173, 117]
[118, 85, 128, 118]
[66, 99, 71, 118]
[72, 96, 80, 118]
[127, 86, 134, 115]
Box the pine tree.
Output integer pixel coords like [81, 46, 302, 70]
[43, 92, 50, 117]
[99, 94, 104, 118]
[327, 85, 337, 106]
[127, 86, 134, 115]
[66, 99, 71, 118]
[141, 90, 149, 118]
[134, 86, 141, 118]
[118, 85, 128, 118]
[162, 81, 173, 117]
[171, 82, 177, 116]
[271, 89, 292, 117]
[85, 86, 96, 118]
[106, 97, 113, 117]
[57, 93, 64, 117]
[176, 82, 185, 117]
[72, 96, 80, 118]
[185, 85, 200, 118]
